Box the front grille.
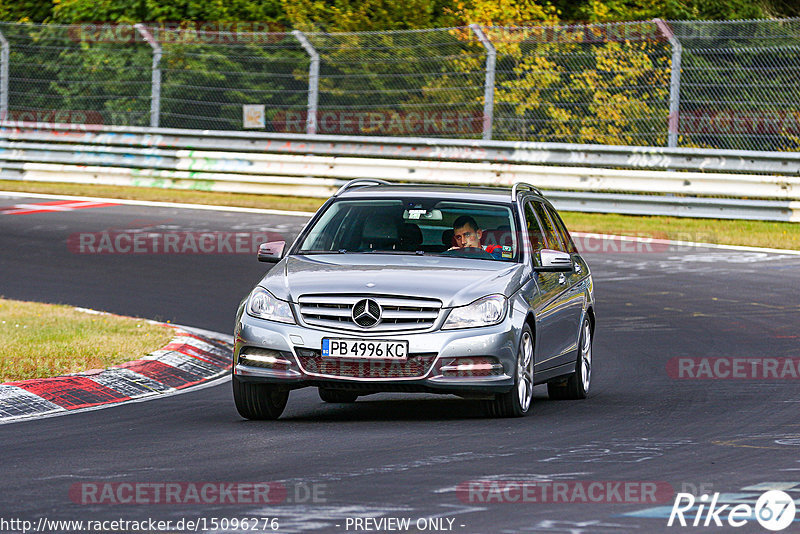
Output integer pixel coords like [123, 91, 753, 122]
[296, 349, 437, 379]
[297, 294, 441, 332]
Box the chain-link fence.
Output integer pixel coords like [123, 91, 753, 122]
[671, 18, 800, 151]
[0, 19, 798, 150]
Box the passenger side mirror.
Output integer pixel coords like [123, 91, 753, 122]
[257, 241, 286, 263]
[535, 249, 573, 272]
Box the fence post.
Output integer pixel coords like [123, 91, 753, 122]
[470, 24, 496, 141]
[134, 24, 162, 128]
[654, 19, 682, 148]
[292, 30, 319, 135]
[0, 29, 9, 121]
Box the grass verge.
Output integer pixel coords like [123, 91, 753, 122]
[0, 298, 174, 382]
[560, 212, 799, 251]
[1, 181, 798, 250]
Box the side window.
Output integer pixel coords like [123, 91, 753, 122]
[531, 201, 565, 252]
[546, 204, 578, 254]
[524, 202, 547, 264]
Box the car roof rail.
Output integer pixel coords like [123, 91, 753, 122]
[334, 178, 392, 197]
[511, 182, 543, 200]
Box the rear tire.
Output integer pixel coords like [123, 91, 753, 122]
[232, 376, 289, 420]
[318, 388, 359, 403]
[486, 324, 534, 418]
[548, 317, 592, 400]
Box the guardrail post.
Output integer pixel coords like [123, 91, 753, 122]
[654, 19, 682, 148]
[0, 30, 9, 121]
[470, 24, 496, 141]
[134, 24, 162, 128]
[292, 30, 319, 135]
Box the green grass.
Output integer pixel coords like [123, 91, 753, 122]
[0, 298, 175, 382]
[2, 180, 798, 250]
[560, 212, 799, 251]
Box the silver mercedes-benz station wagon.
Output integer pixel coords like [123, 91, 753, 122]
[233, 180, 595, 419]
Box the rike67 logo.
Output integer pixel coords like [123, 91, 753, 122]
[668, 490, 796, 531]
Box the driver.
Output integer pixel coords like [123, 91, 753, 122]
[449, 215, 503, 259]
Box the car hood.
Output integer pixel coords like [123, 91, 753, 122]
[259, 254, 527, 308]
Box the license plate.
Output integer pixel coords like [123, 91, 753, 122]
[321, 338, 408, 360]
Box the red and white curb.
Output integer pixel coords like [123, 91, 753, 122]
[0, 324, 232, 424]
[0, 199, 121, 216]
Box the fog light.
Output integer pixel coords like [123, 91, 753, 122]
[439, 356, 503, 377]
[239, 347, 294, 370]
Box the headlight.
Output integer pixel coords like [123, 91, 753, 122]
[246, 287, 295, 324]
[443, 295, 507, 329]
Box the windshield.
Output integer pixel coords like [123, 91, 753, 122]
[296, 198, 519, 261]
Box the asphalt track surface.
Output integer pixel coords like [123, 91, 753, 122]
[1, 193, 800, 534]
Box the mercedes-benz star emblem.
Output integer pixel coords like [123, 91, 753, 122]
[352, 298, 382, 328]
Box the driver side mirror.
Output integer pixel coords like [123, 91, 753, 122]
[535, 249, 573, 272]
[257, 241, 286, 263]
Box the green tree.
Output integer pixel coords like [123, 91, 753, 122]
[51, 0, 286, 24]
[551, 0, 774, 22]
[281, 0, 451, 32]
[0, 0, 52, 22]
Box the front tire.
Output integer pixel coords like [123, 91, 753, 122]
[232, 376, 289, 420]
[318, 388, 359, 403]
[548, 317, 592, 400]
[486, 324, 534, 418]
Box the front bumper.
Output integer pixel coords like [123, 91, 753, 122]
[233, 313, 519, 394]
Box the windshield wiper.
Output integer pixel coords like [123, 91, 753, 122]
[362, 250, 425, 255]
[300, 250, 426, 256]
[297, 249, 351, 254]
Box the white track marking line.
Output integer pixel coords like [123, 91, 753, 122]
[0, 190, 315, 217]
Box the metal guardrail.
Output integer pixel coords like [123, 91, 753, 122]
[546, 191, 799, 222]
[1, 147, 797, 200]
[2, 122, 800, 175]
[0, 123, 798, 222]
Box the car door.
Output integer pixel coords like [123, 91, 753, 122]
[541, 202, 586, 367]
[523, 200, 569, 372]
[527, 200, 582, 369]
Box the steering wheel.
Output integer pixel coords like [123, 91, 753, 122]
[441, 247, 494, 259]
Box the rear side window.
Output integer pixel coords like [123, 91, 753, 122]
[530, 201, 565, 252]
[545, 204, 578, 254]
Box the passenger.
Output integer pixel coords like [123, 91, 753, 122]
[449, 215, 504, 259]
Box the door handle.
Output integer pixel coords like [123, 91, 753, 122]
[558, 273, 566, 285]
